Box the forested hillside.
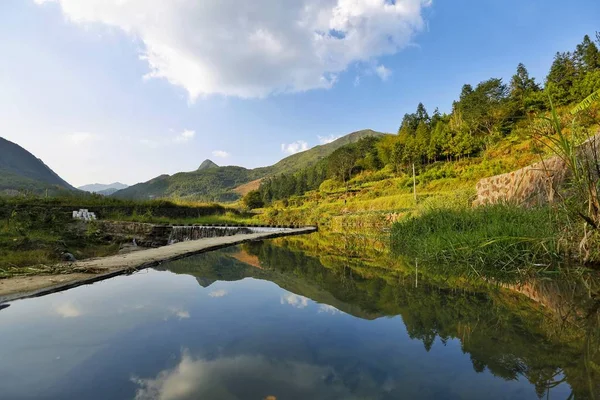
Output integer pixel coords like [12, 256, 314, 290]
[0, 137, 76, 195]
[250, 33, 600, 219]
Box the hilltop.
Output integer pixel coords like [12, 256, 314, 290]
[197, 159, 219, 171]
[0, 137, 75, 195]
[113, 129, 386, 201]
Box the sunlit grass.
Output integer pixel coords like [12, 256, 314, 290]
[391, 204, 564, 278]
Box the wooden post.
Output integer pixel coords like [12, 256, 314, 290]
[412, 163, 417, 204]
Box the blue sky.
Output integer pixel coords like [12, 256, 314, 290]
[1, 0, 599, 187]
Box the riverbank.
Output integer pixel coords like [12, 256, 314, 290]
[0, 227, 316, 302]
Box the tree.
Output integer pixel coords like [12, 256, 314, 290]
[510, 64, 540, 100]
[415, 103, 430, 125]
[454, 78, 509, 140]
[243, 190, 264, 209]
[414, 122, 431, 163]
[574, 35, 600, 72]
[327, 146, 358, 186]
[430, 107, 443, 128]
[428, 120, 449, 161]
[398, 103, 430, 135]
[546, 52, 577, 105]
[398, 112, 419, 135]
[509, 63, 543, 116]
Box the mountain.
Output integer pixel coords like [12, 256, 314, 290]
[78, 182, 129, 193]
[0, 137, 76, 195]
[112, 129, 386, 202]
[260, 129, 387, 176]
[114, 167, 260, 202]
[96, 187, 123, 196]
[197, 159, 219, 171]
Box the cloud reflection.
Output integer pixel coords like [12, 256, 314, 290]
[208, 289, 228, 298]
[132, 350, 358, 400]
[318, 304, 343, 315]
[55, 302, 82, 318]
[280, 293, 309, 309]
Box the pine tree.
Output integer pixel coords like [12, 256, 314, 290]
[574, 35, 600, 72]
[509, 63, 542, 115]
[415, 103, 430, 125]
[546, 52, 577, 105]
[415, 122, 431, 164]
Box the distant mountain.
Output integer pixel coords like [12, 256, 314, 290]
[96, 187, 122, 196]
[78, 182, 128, 193]
[112, 129, 386, 201]
[0, 137, 76, 195]
[197, 159, 219, 171]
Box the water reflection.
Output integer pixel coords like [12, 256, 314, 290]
[132, 351, 355, 400]
[163, 238, 600, 399]
[0, 234, 597, 399]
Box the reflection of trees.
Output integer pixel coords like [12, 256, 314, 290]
[247, 240, 600, 399]
[163, 238, 599, 399]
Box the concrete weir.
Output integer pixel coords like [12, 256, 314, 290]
[167, 225, 297, 244]
[0, 226, 317, 303]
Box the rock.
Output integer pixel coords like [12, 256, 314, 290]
[62, 252, 76, 262]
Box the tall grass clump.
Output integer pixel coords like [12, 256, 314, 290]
[391, 204, 563, 277]
[533, 97, 600, 262]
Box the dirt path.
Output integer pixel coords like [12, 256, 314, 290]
[0, 227, 316, 302]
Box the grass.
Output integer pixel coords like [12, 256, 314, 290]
[390, 204, 565, 278]
[109, 211, 258, 225]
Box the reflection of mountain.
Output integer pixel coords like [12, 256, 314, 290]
[161, 240, 600, 400]
[195, 278, 217, 288]
[163, 247, 381, 320]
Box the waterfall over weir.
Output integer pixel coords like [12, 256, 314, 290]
[167, 226, 291, 245]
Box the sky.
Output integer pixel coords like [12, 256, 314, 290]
[1, 0, 599, 187]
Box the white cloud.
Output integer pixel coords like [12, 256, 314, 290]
[375, 64, 392, 81]
[280, 293, 309, 309]
[281, 140, 309, 155]
[173, 129, 195, 143]
[211, 150, 230, 159]
[353, 76, 361, 87]
[55, 302, 82, 318]
[208, 289, 228, 298]
[35, 0, 430, 99]
[318, 134, 342, 144]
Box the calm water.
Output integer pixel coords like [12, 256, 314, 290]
[0, 237, 598, 399]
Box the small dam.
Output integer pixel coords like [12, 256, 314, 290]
[167, 225, 296, 244]
[97, 221, 310, 247]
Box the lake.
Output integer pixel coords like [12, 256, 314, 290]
[0, 234, 598, 399]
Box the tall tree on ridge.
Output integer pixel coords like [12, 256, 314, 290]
[509, 63, 542, 115]
[546, 51, 577, 105]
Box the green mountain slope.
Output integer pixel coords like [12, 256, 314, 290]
[259, 129, 386, 176]
[0, 137, 76, 195]
[114, 168, 263, 202]
[113, 129, 385, 201]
